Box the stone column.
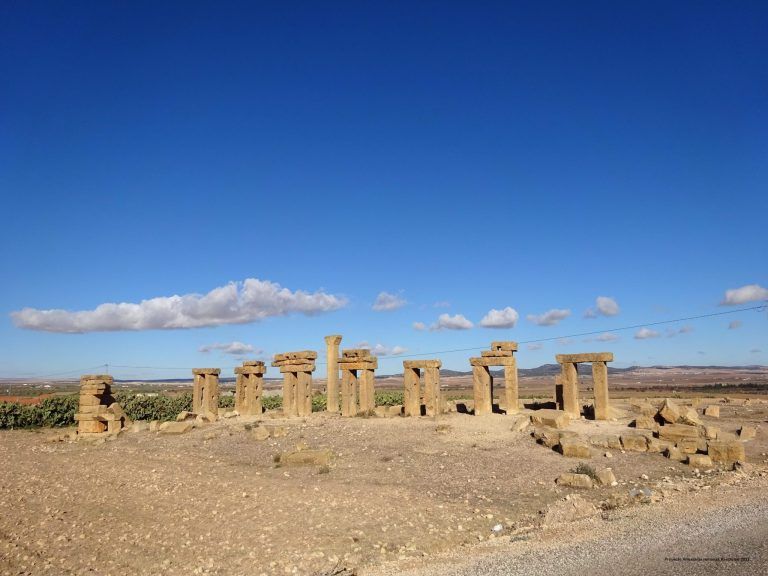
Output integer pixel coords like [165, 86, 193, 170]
[235, 362, 265, 416]
[424, 366, 441, 417]
[503, 357, 519, 414]
[297, 370, 313, 416]
[192, 369, 220, 418]
[341, 369, 358, 416]
[359, 369, 374, 412]
[324, 335, 342, 412]
[560, 362, 580, 417]
[472, 365, 493, 416]
[283, 371, 298, 417]
[592, 361, 610, 420]
[403, 367, 420, 416]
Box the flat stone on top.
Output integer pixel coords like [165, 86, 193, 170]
[556, 352, 613, 364]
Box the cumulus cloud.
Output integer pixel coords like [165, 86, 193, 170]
[412, 321, 427, 331]
[721, 284, 768, 305]
[526, 308, 571, 327]
[372, 292, 407, 311]
[11, 278, 347, 333]
[635, 327, 660, 339]
[356, 342, 408, 356]
[584, 296, 620, 318]
[595, 333, 620, 342]
[728, 320, 743, 330]
[431, 313, 473, 331]
[479, 307, 519, 329]
[199, 342, 260, 356]
[527, 343, 543, 351]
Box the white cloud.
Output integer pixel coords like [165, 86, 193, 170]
[527, 343, 543, 351]
[557, 338, 575, 346]
[11, 278, 347, 333]
[526, 308, 571, 326]
[595, 333, 620, 342]
[479, 307, 519, 329]
[199, 342, 260, 356]
[635, 327, 660, 339]
[356, 342, 407, 356]
[721, 284, 768, 305]
[372, 292, 407, 311]
[584, 296, 620, 318]
[412, 321, 427, 331]
[728, 320, 742, 330]
[431, 313, 473, 331]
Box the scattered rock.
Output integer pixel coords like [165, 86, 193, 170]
[278, 449, 333, 467]
[679, 408, 702, 426]
[509, 415, 531, 432]
[159, 421, 194, 435]
[149, 420, 161, 432]
[596, 468, 617, 486]
[620, 434, 648, 452]
[250, 427, 270, 441]
[687, 454, 713, 468]
[658, 399, 681, 424]
[128, 421, 149, 433]
[664, 447, 685, 462]
[555, 473, 593, 489]
[541, 494, 597, 527]
[704, 405, 720, 418]
[739, 425, 757, 441]
[530, 409, 571, 430]
[557, 439, 592, 458]
[633, 416, 657, 431]
[658, 423, 699, 444]
[707, 440, 746, 463]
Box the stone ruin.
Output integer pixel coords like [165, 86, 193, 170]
[469, 342, 519, 416]
[234, 360, 266, 416]
[403, 360, 442, 417]
[555, 353, 613, 420]
[74, 374, 130, 437]
[192, 368, 221, 420]
[324, 335, 343, 414]
[338, 349, 377, 416]
[271, 351, 317, 417]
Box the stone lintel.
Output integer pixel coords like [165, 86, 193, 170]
[282, 350, 318, 360]
[491, 341, 518, 352]
[403, 360, 442, 369]
[338, 360, 377, 371]
[278, 363, 316, 373]
[235, 366, 266, 375]
[192, 368, 221, 375]
[342, 348, 372, 358]
[555, 353, 614, 364]
[481, 350, 514, 357]
[243, 360, 266, 367]
[470, 357, 516, 367]
[80, 374, 113, 383]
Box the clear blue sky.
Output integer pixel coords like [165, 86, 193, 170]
[1, 1, 766, 379]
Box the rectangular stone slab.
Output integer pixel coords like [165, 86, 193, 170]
[235, 365, 266, 375]
[469, 357, 516, 367]
[282, 351, 318, 360]
[192, 368, 221, 375]
[556, 353, 614, 363]
[481, 350, 514, 357]
[278, 363, 315, 373]
[491, 341, 518, 351]
[338, 360, 377, 370]
[403, 360, 442, 369]
[342, 349, 371, 358]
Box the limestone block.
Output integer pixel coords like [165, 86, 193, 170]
[149, 420, 161, 432]
[555, 473, 593, 489]
[687, 454, 713, 468]
[665, 446, 685, 461]
[250, 427, 270, 441]
[278, 363, 316, 373]
[387, 405, 403, 417]
[469, 356, 516, 367]
[509, 415, 531, 432]
[739, 425, 757, 440]
[555, 352, 613, 364]
[129, 421, 149, 433]
[530, 409, 571, 430]
[658, 399, 681, 424]
[342, 349, 371, 358]
[176, 411, 191, 422]
[279, 448, 333, 467]
[658, 423, 700, 443]
[637, 402, 657, 417]
[676, 438, 699, 454]
[633, 416, 658, 431]
[481, 350, 514, 357]
[558, 439, 592, 458]
[704, 425, 719, 440]
[588, 434, 622, 450]
[717, 431, 738, 442]
[491, 341, 518, 351]
[283, 351, 318, 360]
[533, 427, 565, 449]
[159, 421, 194, 434]
[707, 440, 746, 463]
[78, 420, 106, 434]
[374, 406, 388, 418]
[337, 360, 378, 370]
[192, 368, 221, 375]
[403, 360, 442, 369]
[596, 469, 617, 486]
[620, 435, 648, 452]
[243, 360, 266, 367]
[704, 405, 720, 418]
[646, 438, 669, 453]
[679, 408, 702, 426]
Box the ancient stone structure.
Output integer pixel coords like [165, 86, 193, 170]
[555, 353, 614, 420]
[192, 368, 220, 420]
[271, 351, 317, 417]
[338, 349, 377, 417]
[324, 335, 342, 413]
[74, 374, 130, 436]
[403, 360, 442, 417]
[469, 342, 519, 416]
[234, 360, 266, 416]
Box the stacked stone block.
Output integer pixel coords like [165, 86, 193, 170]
[469, 342, 519, 416]
[403, 360, 442, 417]
[192, 368, 221, 420]
[338, 349, 377, 417]
[234, 360, 266, 416]
[272, 351, 317, 417]
[555, 353, 613, 420]
[74, 374, 130, 436]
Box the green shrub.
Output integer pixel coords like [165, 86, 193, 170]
[262, 395, 283, 411]
[114, 392, 192, 422]
[570, 462, 598, 481]
[39, 395, 79, 427]
[374, 391, 403, 406]
[219, 395, 235, 408]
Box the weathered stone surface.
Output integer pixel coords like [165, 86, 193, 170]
[387, 405, 403, 417]
[621, 435, 648, 452]
[176, 411, 191, 422]
[469, 356, 516, 367]
[191, 368, 221, 375]
[491, 341, 519, 352]
[509, 415, 531, 432]
[481, 350, 514, 357]
[679, 408, 702, 426]
[633, 416, 658, 431]
[637, 402, 657, 417]
[555, 353, 613, 363]
[704, 425, 719, 440]
[541, 494, 598, 527]
[596, 468, 617, 486]
[704, 405, 720, 418]
[658, 423, 700, 443]
[159, 421, 194, 434]
[665, 446, 685, 461]
[558, 439, 591, 458]
[676, 438, 699, 454]
[739, 425, 757, 440]
[530, 409, 571, 430]
[250, 427, 270, 441]
[555, 473, 593, 489]
[149, 420, 160, 432]
[707, 440, 746, 463]
[646, 437, 670, 453]
[402, 360, 442, 369]
[279, 448, 333, 467]
[533, 427, 565, 448]
[658, 399, 681, 424]
[589, 434, 622, 450]
[128, 421, 149, 433]
[688, 454, 713, 468]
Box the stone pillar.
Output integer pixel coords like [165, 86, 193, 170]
[235, 361, 265, 416]
[324, 335, 342, 412]
[272, 352, 317, 418]
[192, 368, 220, 418]
[472, 365, 493, 416]
[75, 374, 131, 436]
[592, 361, 610, 420]
[503, 356, 519, 414]
[341, 369, 358, 417]
[403, 367, 421, 417]
[560, 362, 580, 417]
[360, 369, 375, 412]
[424, 366, 441, 417]
[297, 371, 313, 416]
[338, 350, 377, 417]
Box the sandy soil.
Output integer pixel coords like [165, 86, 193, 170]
[1, 396, 766, 576]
